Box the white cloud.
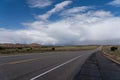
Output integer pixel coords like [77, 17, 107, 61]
[1, 5, 120, 45]
[0, 29, 56, 45]
[27, 0, 52, 8]
[108, 0, 120, 7]
[38, 0, 72, 20]
[87, 10, 113, 18]
[61, 6, 93, 16]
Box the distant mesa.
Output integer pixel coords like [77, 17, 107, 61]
[0, 43, 41, 48]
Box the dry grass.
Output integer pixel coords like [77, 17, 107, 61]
[54, 46, 98, 51]
[102, 46, 120, 62]
[0, 45, 98, 55]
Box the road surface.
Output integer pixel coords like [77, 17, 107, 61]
[74, 51, 120, 80]
[0, 50, 94, 80]
[0, 50, 120, 80]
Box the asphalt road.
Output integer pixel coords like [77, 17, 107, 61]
[74, 51, 120, 80]
[0, 50, 94, 80]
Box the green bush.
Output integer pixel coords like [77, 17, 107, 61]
[110, 46, 118, 51]
[0, 47, 5, 50]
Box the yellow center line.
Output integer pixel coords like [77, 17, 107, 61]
[0, 58, 41, 66]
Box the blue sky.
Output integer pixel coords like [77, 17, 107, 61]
[0, 0, 120, 29]
[0, 0, 120, 45]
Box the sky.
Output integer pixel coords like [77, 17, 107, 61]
[0, 0, 120, 45]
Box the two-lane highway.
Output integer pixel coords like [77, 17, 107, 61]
[0, 50, 94, 80]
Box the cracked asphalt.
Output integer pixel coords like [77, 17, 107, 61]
[74, 51, 120, 80]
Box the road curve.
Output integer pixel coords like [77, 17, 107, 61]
[0, 50, 94, 80]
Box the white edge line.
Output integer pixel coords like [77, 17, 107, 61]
[30, 54, 85, 80]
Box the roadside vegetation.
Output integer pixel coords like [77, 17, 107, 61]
[0, 45, 98, 55]
[102, 46, 120, 62]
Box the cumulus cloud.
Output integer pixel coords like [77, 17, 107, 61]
[37, 0, 72, 20]
[1, 4, 120, 45]
[0, 28, 56, 45]
[27, 0, 52, 8]
[108, 0, 120, 7]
